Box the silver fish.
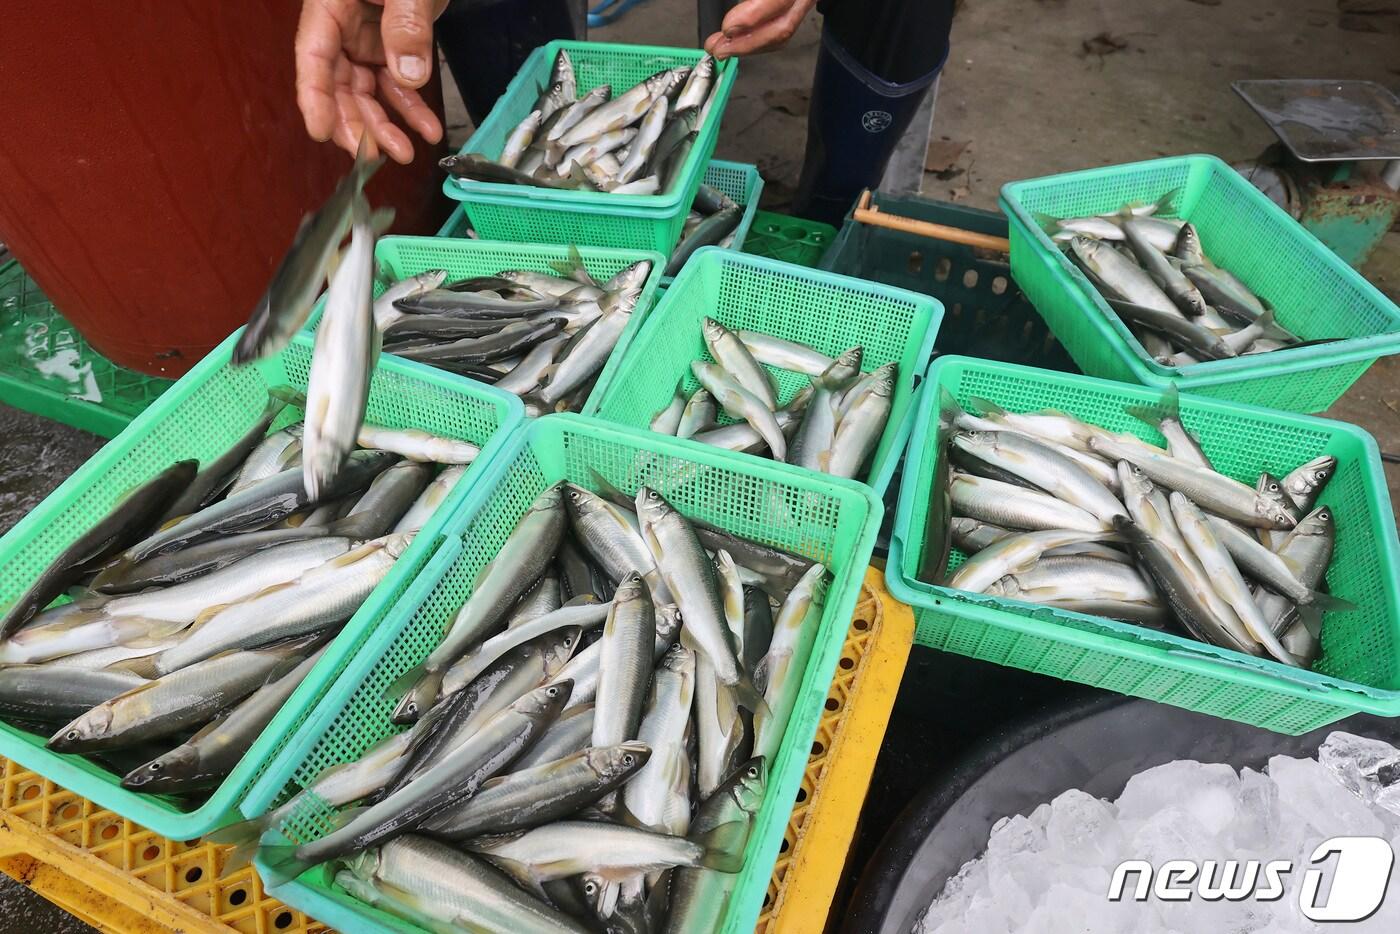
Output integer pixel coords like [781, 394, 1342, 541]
[650, 388, 687, 435]
[677, 388, 717, 439]
[692, 361, 786, 462]
[736, 332, 834, 376]
[948, 529, 1109, 594]
[827, 371, 894, 479]
[950, 472, 1106, 533]
[953, 431, 1125, 525]
[753, 562, 825, 762]
[501, 110, 543, 169]
[624, 644, 695, 835]
[392, 464, 467, 534]
[702, 317, 777, 409]
[374, 270, 449, 331]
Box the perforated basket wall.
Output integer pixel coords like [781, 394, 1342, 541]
[353, 236, 665, 415]
[591, 248, 942, 493]
[1000, 155, 1400, 412]
[888, 356, 1400, 735]
[446, 41, 738, 255]
[247, 414, 881, 934]
[0, 330, 523, 838]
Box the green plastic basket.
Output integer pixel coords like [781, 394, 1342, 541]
[591, 248, 942, 494]
[445, 41, 738, 255]
[888, 355, 1400, 735]
[0, 330, 524, 838]
[0, 261, 173, 437]
[319, 236, 664, 416]
[745, 211, 837, 269]
[245, 413, 881, 934]
[1000, 154, 1400, 413]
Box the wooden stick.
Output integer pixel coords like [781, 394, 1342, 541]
[853, 189, 1012, 253]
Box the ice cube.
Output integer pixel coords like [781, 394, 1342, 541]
[1046, 788, 1126, 864]
[986, 813, 1047, 859]
[1270, 753, 1384, 838]
[1232, 767, 1280, 851]
[1318, 731, 1400, 816]
[1130, 806, 1219, 864]
[1116, 760, 1239, 822]
[1021, 882, 1139, 934]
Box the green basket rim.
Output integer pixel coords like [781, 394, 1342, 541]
[999, 154, 1400, 387]
[886, 354, 1400, 718]
[248, 413, 883, 934]
[592, 247, 943, 495]
[0, 328, 525, 838]
[442, 40, 738, 213]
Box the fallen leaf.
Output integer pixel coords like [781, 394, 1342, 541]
[1080, 32, 1130, 56]
[924, 139, 969, 173]
[762, 87, 810, 117]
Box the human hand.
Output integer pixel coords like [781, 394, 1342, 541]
[295, 0, 449, 164]
[703, 0, 817, 58]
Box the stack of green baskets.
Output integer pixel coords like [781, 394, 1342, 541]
[312, 237, 664, 416]
[888, 355, 1400, 735]
[591, 248, 942, 493]
[0, 329, 523, 838]
[444, 41, 737, 255]
[1000, 154, 1400, 412]
[245, 414, 882, 934]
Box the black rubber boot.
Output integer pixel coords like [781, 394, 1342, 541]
[791, 27, 944, 225]
[436, 0, 580, 127]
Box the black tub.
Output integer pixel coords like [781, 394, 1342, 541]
[841, 695, 1400, 934]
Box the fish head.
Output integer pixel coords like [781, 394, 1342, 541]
[1173, 222, 1205, 264]
[659, 642, 694, 675]
[612, 570, 649, 604]
[342, 848, 381, 881]
[382, 532, 416, 558]
[635, 486, 672, 525]
[728, 756, 768, 814]
[121, 747, 195, 790]
[870, 373, 895, 397]
[591, 741, 652, 780]
[541, 627, 584, 674]
[516, 679, 574, 719]
[951, 430, 998, 457]
[605, 260, 651, 292]
[581, 874, 617, 914]
[1287, 455, 1336, 501]
[563, 482, 602, 516]
[1293, 506, 1334, 538]
[533, 482, 567, 513]
[49, 705, 114, 752]
[1254, 473, 1296, 527]
[1068, 235, 1107, 270]
[1117, 461, 1154, 500]
[834, 346, 864, 372]
[656, 604, 683, 641]
[701, 317, 727, 344]
[587, 84, 612, 103]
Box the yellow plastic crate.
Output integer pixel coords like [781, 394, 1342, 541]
[0, 758, 324, 934]
[758, 565, 914, 932]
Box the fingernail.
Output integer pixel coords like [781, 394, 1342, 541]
[397, 55, 426, 82]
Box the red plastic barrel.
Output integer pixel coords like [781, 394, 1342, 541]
[0, 2, 449, 377]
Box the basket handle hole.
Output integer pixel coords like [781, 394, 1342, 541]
[933, 257, 951, 281]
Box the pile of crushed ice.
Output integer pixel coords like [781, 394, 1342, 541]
[917, 732, 1400, 933]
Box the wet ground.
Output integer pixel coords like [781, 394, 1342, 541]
[0, 0, 1396, 927]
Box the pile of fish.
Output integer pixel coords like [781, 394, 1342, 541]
[929, 387, 1350, 667]
[236, 136, 404, 500]
[0, 388, 478, 798]
[442, 50, 722, 197]
[649, 319, 894, 480]
[1043, 192, 1316, 367]
[664, 184, 744, 278]
[239, 479, 828, 934]
[373, 251, 651, 413]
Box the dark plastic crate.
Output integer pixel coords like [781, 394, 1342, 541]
[744, 210, 837, 269]
[821, 195, 1077, 372]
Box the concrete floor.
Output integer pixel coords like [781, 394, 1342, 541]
[0, 0, 1396, 927]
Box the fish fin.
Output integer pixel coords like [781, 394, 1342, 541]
[114, 616, 189, 644]
[1031, 211, 1061, 232]
[253, 844, 311, 889]
[716, 672, 770, 726]
[351, 133, 387, 188]
[965, 395, 1008, 418]
[1297, 606, 1325, 639]
[368, 207, 396, 237]
[1306, 590, 1357, 613]
[204, 819, 262, 871]
[1151, 186, 1182, 214]
[1123, 403, 1163, 431]
[1254, 303, 1298, 343]
[692, 820, 748, 873]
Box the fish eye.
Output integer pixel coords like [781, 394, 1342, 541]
[584, 881, 599, 895]
[149, 762, 162, 772]
[747, 766, 758, 778]
[622, 754, 635, 766]
[1268, 482, 1279, 492]
[65, 730, 79, 741]
[546, 687, 560, 697]
[1318, 468, 1330, 479]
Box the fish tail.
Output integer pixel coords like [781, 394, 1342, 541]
[692, 819, 749, 873]
[204, 818, 263, 871]
[255, 844, 311, 889]
[965, 395, 1009, 419]
[1152, 186, 1182, 214]
[1305, 590, 1356, 613]
[350, 133, 386, 190]
[1031, 211, 1061, 232]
